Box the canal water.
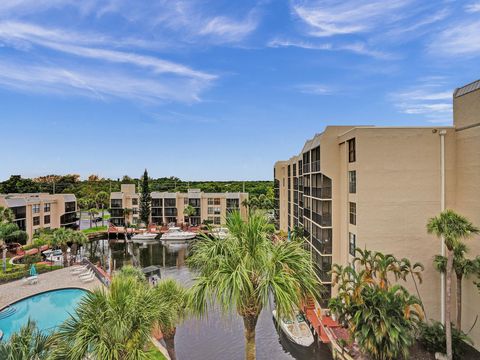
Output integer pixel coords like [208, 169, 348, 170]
[86, 239, 333, 360]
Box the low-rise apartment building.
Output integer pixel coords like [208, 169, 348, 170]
[274, 79, 480, 348]
[110, 185, 248, 227]
[0, 193, 78, 244]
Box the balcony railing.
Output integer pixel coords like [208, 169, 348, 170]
[303, 163, 310, 174]
[311, 187, 332, 199]
[312, 212, 332, 227]
[311, 160, 320, 172]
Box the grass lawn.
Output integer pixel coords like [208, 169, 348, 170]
[146, 342, 168, 360]
[82, 226, 108, 234]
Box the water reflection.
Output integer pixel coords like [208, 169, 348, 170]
[86, 239, 333, 360]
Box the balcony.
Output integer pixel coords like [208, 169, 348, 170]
[311, 160, 320, 172]
[311, 187, 332, 199]
[303, 186, 311, 196]
[312, 212, 332, 227]
[303, 163, 310, 174]
[304, 208, 311, 219]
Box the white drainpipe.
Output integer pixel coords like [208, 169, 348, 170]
[439, 129, 447, 324]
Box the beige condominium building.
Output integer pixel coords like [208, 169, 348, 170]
[0, 193, 78, 244]
[110, 184, 249, 227]
[274, 79, 480, 348]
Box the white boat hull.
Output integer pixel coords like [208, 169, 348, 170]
[160, 234, 196, 241]
[272, 310, 314, 347]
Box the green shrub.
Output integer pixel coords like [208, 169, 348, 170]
[418, 321, 472, 359]
[0, 264, 62, 284]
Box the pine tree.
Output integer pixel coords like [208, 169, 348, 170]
[140, 169, 151, 225]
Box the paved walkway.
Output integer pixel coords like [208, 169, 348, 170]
[0, 267, 103, 309]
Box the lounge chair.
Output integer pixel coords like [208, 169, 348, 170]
[23, 276, 38, 285]
[81, 274, 95, 283]
[70, 264, 88, 272]
[79, 270, 93, 279]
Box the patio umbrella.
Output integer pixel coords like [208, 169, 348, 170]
[29, 264, 37, 276]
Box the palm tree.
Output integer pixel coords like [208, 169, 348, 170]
[183, 204, 196, 228]
[53, 275, 161, 360]
[427, 210, 479, 360]
[0, 319, 55, 360]
[69, 231, 88, 265]
[77, 198, 91, 228]
[152, 279, 189, 360]
[433, 242, 480, 330]
[51, 228, 71, 267]
[330, 248, 424, 360]
[96, 191, 109, 227]
[88, 208, 99, 229]
[188, 211, 319, 360]
[399, 258, 426, 317]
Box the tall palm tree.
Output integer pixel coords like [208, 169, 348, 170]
[51, 228, 71, 267]
[433, 242, 480, 330]
[183, 204, 196, 228]
[96, 191, 109, 227]
[427, 210, 479, 360]
[152, 279, 189, 360]
[52, 275, 161, 360]
[0, 319, 56, 360]
[188, 211, 319, 360]
[69, 231, 88, 265]
[77, 198, 91, 229]
[88, 208, 99, 229]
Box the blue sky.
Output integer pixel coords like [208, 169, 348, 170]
[0, 0, 479, 181]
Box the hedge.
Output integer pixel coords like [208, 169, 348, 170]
[0, 264, 63, 284]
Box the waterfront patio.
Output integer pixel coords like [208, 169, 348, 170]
[0, 267, 102, 309]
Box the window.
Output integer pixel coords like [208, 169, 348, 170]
[208, 207, 214, 215]
[164, 198, 176, 207]
[32, 204, 40, 214]
[65, 201, 76, 212]
[132, 198, 138, 206]
[349, 171, 356, 193]
[44, 215, 50, 224]
[33, 216, 40, 226]
[348, 138, 356, 162]
[208, 198, 214, 205]
[214, 217, 221, 225]
[44, 203, 51, 212]
[152, 199, 162, 207]
[349, 233, 356, 256]
[349, 202, 356, 225]
[214, 198, 221, 206]
[132, 208, 139, 214]
[111, 199, 122, 208]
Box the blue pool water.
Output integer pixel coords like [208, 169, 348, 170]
[0, 288, 87, 340]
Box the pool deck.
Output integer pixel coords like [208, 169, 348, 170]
[0, 267, 103, 309]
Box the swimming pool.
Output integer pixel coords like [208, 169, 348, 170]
[0, 288, 87, 341]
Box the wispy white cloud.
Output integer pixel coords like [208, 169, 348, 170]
[199, 14, 258, 43]
[0, 58, 209, 104]
[389, 80, 453, 120]
[0, 18, 219, 104]
[291, 0, 413, 37]
[465, 1, 480, 13]
[267, 38, 392, 59]
[429, 20, 480, 57]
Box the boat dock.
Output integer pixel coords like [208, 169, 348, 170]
[302, 299, 358, 360]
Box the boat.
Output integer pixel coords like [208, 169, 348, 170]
[160, 227, 196, 241]
[43, 249, 64, 263]
[210, 227, 229, 240]
[272, 310, 314, 347]
[131, 232, 159, 241]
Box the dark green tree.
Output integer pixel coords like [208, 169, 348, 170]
[139, 169, 151, 225]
